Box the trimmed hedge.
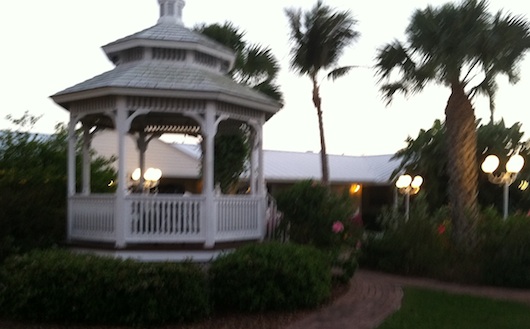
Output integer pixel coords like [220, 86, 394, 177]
[209, 242, 332, 312]
[0, 249, 209, 326]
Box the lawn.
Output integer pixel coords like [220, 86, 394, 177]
[377, 287, 530, 329]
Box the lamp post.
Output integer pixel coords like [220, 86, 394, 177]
[132, 167, 162, 193]
[395, 174, 423, 221]
[481, 154, 525, 219]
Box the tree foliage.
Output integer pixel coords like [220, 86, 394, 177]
[195, 22, 283, 104]
[376, 0, 530, 247]
[393, 119, 530, 214]
[213, 131, 249, 194]
[195, 22, 282, 191]
[0, 113, 116, 262]
[285, 0, 360, 185]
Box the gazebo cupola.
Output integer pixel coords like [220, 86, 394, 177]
[50, 0, 282, 259]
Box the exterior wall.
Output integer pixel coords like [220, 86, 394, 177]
[92, 130, 200, 180]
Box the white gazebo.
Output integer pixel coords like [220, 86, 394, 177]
[50, 0, 282, 261]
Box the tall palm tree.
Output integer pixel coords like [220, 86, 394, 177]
[285, 1, 359, 185]
[375, 0, 530, 247]
[195, 22, 283, 103]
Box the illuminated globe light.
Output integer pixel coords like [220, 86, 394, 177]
[144, 168, 162, 182]
[481, 155, 500, 174]
[411, 176, 423, 188]
[506, 154, 525, 173]
[131, 168, 141, 181]
[396, 174, 412, 188]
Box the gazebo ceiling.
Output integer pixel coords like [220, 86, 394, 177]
[81, 110, 246, 136]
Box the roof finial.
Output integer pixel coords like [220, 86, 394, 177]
[157, 0, 186, 25]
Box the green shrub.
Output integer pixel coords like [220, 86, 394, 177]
[0, 249, 209, 326]
[209, 242, 332, 312]
[274, 180, 356, 250]
[361, 204, 450, 278]
[478, 212, 530, 288]
[0, 115, 116, 263]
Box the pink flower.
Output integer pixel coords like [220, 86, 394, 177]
[332, 221, 344, 233]
[437, 224, 446, 235]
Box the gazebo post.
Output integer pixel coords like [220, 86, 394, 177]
[66, 116, 78, 243]
[203, 105, 217, 248]
[81, 125, 92, 195]
[255, 119, 266, 197]
[114, 100, 129, 248]
[136, 132, 148, 190]
[255, 120, 267, 240]
[67, 116, 77, 197]
[250, 137, 257, 195]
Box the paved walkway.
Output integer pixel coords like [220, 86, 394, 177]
[285, 269, 530, 329]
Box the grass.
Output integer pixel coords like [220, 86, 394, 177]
[377, 287, 530, 329]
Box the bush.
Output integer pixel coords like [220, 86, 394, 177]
[209, 242, 332, 312]
[0, 249, 209, 326]
[0, 114, 116, 263]
[274, 180, 356, 250]
[360, 204, 450, 278]
[478, 211, 530, 288]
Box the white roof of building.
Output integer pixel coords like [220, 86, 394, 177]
[262, 150, 398, 184]
[172, 144, 399, 185]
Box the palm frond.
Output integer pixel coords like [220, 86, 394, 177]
[326, 66, 353, 81]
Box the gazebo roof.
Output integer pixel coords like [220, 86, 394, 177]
[51, 61, 279, 114]
[51, 0, 282, 117]
[102, 23, 235, 65]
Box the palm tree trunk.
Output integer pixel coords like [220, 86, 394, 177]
[445, 83, 479, 249]
[312, 77, 330, 185]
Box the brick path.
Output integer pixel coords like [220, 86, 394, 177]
[284, 269, 530, 329]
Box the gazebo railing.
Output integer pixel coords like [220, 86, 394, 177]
[215, 195, 264, 242]
[67, 194, 266, 246]
[126, 194, 205, 243]
[69, 195, 116, 242]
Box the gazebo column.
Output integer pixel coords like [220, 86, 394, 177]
[67, 116, 78, 197]
[81, 125, 92, 195]
[248, 118, 266, 196]
[249, 137, 258, 195]
[134, 131, 160, 192]
[248, 117, 266, 240]
[203, 105, 218, 248]
[136, 132, 148, 190]
[256, 122, 265, 196]
[114, 100, 130, 248]
[255, 119, 267, 240]
[66, 115, 80, 243]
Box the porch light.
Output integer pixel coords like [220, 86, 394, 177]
[395, 174, 423, 221]
[131, 168, 142, 181]
[481, 154, 525, 219]
[144, 168, 162, 182]
[131, 167, 162, 192]
[349, 184, 361, 195]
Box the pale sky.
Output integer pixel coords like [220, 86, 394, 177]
[1, 0, 530, 155]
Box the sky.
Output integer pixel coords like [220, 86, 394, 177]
[1, 0, 530, 156]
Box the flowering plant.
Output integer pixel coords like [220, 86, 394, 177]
[330, 212, 365, 283]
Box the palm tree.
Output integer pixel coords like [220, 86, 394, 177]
[285, 1, 359, 185]
[194, 22, 283, 192]
[375, 0, 530, 247]
[195, 22, 283, 103]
